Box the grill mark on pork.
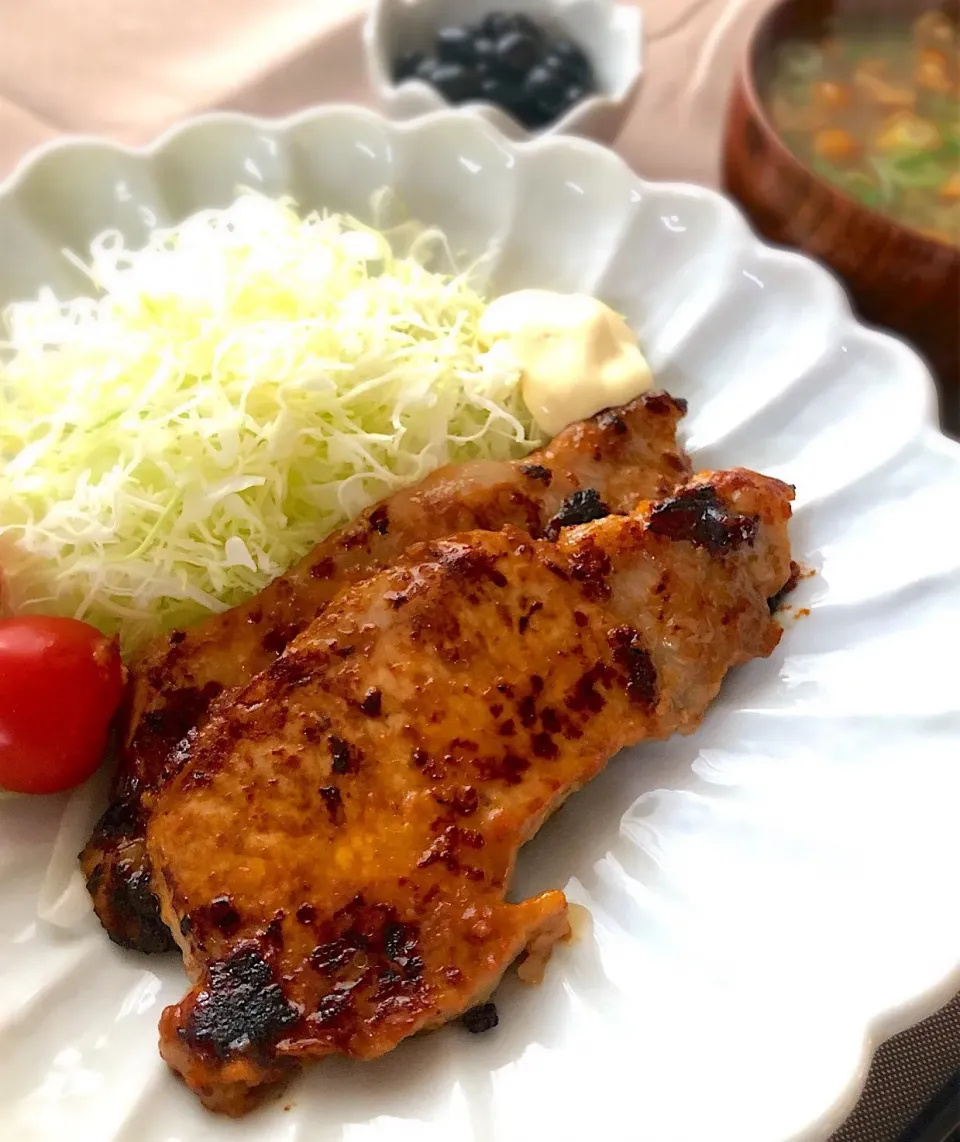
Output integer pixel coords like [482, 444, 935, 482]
[543, 488, 611, 541]
[183, 949, 301, 1059]
[648, 485, 759, 553]
[148, 468, 793, 1114]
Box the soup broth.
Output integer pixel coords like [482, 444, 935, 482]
[766, 9, 960, 246]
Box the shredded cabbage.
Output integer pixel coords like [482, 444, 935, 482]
[0, 192, 539, 653]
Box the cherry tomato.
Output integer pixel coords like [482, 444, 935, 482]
[0, 616, 125, 795]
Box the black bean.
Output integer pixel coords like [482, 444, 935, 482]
[462, 1001, 499, 1033]
[430, 62, 482, 103]
[564, 83, 587, 109]
[480, 75, 516, 105]
[472, 36, 497, 74]
[480, 12, 515, 38]
[524, 63, 565, 105]
[542, 52, 585, 88]
[551, 37, 592, 80]
[395, 13, 594, 130]
[519, 101, 555, 128]
[499, 13, 544, 41]
[531, 101, 563, 126]
[436, 25, 476, 65]
[541, 51, 568, 80]
[415, 56, 438, 82]
[393, 50, 426, 82]
[480, 76, 533, 123]
[495, 31, 541, 76]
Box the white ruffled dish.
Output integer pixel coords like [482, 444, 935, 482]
[1, 107, 959, 1142]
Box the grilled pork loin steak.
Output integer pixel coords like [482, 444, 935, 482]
[148, 469, 793, 1114]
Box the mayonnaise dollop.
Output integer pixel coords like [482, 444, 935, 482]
[478, 289, 653, 436]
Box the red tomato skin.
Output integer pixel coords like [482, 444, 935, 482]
[0, 617, 125, 795]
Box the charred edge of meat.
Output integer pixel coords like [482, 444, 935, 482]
[307, 904, 425, 989]
[383, 919, 420, 964]
[261, 621, 307, 657]
[434, 785, 480, 815]
[594, 407, 628, 434]
[439, 545, 508, 588]
[506, 489, 543, 538]
[768, 560, 801, 613]
[519, 463, 552, 485]
[311, 556, 336, 580]
[462, 1002, 499, 1033]
[86, 795, 141, 843]
[137, 680, 225, 758]
[208, 895, 243, 937]
[543, 488, 611, 542]
[589, 390, 686, 433]
[648, 485, 758, 554]
[416, 823, 485, 873]
[183, 949, 301, 1060]
[329, 735, 359, 775]
[358, 688, 383, 716]
[369, 505, 390, 535]
[608, 626, 658, 711]
[86, 856, 176, 953]
[319, 785, 344, 825]
[640, 390, 687, 417]
[518, 600, 543, 635]
[568, 539, 612, 602]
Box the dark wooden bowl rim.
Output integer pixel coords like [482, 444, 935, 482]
[739, 0, 960, 261]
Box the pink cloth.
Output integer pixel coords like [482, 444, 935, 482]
[0, 0, 778, 186]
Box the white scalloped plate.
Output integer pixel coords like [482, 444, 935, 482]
[1, 107, 958, 1142]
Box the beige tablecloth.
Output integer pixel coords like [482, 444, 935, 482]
[0, 3, 957, 1139]
[0, 0, 783, 186]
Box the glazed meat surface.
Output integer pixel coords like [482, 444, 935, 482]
[80, 393, 692, 953]
[148, 469, 794, 1115]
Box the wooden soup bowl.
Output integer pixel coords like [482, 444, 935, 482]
[723, 0, 959, 432]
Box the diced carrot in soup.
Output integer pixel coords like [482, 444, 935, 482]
[915, 49, 953, 93]
[812, 81, 852, 110]
[813, 128, 861, 162]
[764, 11, 960, 248]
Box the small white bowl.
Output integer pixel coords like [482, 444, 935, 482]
[363, 0, 643, 143]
